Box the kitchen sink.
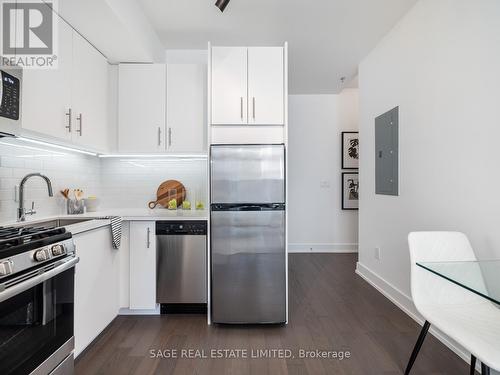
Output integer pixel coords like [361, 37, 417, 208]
[21, 218, 95, 228]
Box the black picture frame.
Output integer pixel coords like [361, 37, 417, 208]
[342, 172, 359, 210]
[341, 131, 359, 170]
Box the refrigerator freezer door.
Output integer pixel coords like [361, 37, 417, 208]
[211, 210, 286, 324]
[211, 144, 285, 204]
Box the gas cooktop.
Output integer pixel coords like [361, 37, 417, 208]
[0, 226, 72, 261]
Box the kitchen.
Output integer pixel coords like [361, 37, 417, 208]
[1, 0, 291, 372]
[1, 1, 494, 375]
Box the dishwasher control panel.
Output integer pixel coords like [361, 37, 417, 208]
[156, 221, 207, 235]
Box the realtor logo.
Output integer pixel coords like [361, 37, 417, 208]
[1, 0, 58, 69]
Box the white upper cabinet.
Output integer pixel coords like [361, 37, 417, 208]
[211, 46, 284, 126]
[248, 47, 284, 125]
[118, 64, 166, 153]
[118, 63, 207, 154]
[211, 47, 248, 125]
[21, 16, 109, 152]
[21, 20, 73, 140]
[72, 32, 109, 151]
[166, 64, 206, 153]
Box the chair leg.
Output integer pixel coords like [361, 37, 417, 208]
[404, 320, 431, 375]
[470, 355, 476, 375]
[481, 363, 490, 375]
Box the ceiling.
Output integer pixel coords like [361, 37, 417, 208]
[137, 0, 418, 94]
[55, 0, 164, 63]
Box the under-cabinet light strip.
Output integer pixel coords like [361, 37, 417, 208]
[12, 138, 209, 159]
[17, 137, 98, 156]
[98, 154, 208, 159]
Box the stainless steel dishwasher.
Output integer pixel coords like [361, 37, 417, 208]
[156, 221, 207, 314]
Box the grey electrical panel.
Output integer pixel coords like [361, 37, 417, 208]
[375, 106, 399, 196]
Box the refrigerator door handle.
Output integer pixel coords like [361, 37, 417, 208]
[236, 205, 263, 211]
[211, 203, 285, 211]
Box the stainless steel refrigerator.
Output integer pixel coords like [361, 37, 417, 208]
[210, 144, 286, 324]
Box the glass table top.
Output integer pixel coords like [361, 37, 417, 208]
[417, 260, 500, 305]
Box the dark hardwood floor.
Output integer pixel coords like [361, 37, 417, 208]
[75, 254, 470, 374]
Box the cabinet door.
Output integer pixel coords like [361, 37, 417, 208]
[72, 32, 109, 151]
[118, 64, 166, 153]
[167, 64, 206, 153]
[21, 20, 73, 140]
[211, 47, 247, 125]
[248, 47, 284, 125]
[129, 221, 156, 310]
[74, 226, 119, 356]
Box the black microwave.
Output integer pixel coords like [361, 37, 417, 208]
[0, 68, 22, 137]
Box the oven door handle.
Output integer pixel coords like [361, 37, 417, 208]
[0, 257, 79, 303]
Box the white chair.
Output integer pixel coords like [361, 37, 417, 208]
[406, 231, 500, 375]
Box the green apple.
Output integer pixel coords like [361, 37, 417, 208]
[167, 198, 177, 210]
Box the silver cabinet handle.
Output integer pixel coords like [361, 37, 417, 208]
[65, 108, 72, 132]
[252, 97, 256, 120]
[76, 113, 82, 136]
[146, 227, 151, 248]
[168, 127, 172, 147]
[240, 97, 243, 120]
[157, 127, 161, 146]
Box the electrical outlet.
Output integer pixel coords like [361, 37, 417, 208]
[320, 181, 331, 188]
[374, 247, 381, 261]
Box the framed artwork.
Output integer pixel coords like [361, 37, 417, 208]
[342, 132, 359, 169]
[342, 172, 359, 210]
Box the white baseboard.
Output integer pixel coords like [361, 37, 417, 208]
[355, 262, 476, 370]
[288, 243, 358, 253]
[119, 306, 161, 315]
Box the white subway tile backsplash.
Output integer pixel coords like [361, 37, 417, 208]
[99, 158, 207, 210]
[24, 159, 44, 170]
[0, 138, 208, 222]
[1, 156, 25, 169]
[0, 167, 12, 178]
[0, 189, 14, 201]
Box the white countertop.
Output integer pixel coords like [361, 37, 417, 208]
[80, 208, 209, 221]
[0, 209, 208, 234]
[1, 216, 111, 234]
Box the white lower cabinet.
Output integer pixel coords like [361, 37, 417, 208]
[129, 221, 156, 310]
[74, 226, 119, 357]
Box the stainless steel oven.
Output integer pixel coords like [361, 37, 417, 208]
[0, 226, 78, 375]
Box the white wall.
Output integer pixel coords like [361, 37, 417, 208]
[165, 49, 208, 65]
[288, 90, 359, 252]
[358, 0, 500, 365]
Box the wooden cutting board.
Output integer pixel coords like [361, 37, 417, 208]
[148, 180, 186, 209]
